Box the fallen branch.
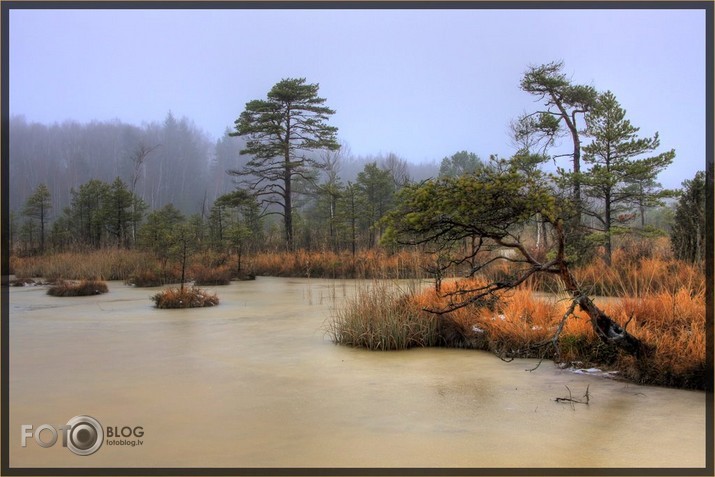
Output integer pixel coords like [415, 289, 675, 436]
[555, 384, 590, 410]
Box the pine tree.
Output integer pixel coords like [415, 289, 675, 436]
[228, 78, 340, 249]
[671, 171, 706, 264]
[518, 61, 598, 205]
[580, 91, 675, 264]
[23, 183, 52, 253]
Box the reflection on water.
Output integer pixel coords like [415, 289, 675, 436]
[9, 278, 706, 468]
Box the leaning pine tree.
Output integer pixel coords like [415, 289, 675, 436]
[229, 78, 340, 250]
[384, 161, 650, 360]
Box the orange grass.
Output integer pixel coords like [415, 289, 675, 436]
[126, 265, 184, 287]
[190, 264, 233, 285]
[573, 249, 705, 297]
[10, 248, 433, 282]
[417, 279, 705, 389]
[333, 275, 707, 389]
[610, 288, 706, 389]
[246, 249, 433, 279]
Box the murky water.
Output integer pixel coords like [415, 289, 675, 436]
[9, 278, 706, 468]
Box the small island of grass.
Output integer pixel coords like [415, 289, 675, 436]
[47, 279, 109, 297]
[151, 286, 219, 309]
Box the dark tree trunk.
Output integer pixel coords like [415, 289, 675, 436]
[604, 191, 612, 266]
[576, 295, 647, 357]
[555, 221, 648, 357]
[557, 252, 648, 357]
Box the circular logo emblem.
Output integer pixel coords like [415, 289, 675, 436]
[66, 415, 103, 456]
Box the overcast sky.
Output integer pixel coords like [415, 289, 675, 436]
[8, 6, 707, 188]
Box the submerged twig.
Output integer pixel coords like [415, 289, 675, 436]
[555, 384, 590, 410]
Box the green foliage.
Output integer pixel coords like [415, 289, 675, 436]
[138, 205, 184, 254]
[209, 190, 262, 271]
[518, 60, 598, 210]
[355, 162, 397, 246]
[438, 150, 485, 177]
[68, 179, 111, 247]
[104, 177, 142, 246]
[23, 183, 52, 252]
[671, 171, 706, 263]
[337, 181, 360, 255]
[23, 183, 52, 220]
[229, 77, 340, 248]
[519, 61, 597, 144]
[386, 165, 558, 252]
[49, 178, 146, 250]
[302, 150, 345, 251]
[579, 90, 676, 263]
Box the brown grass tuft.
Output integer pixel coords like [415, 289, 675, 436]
[12, 249, 153, 281]
[47, 280, 109, 297]
[151, 286, 219, 309]
[190, 264, 233, 286]
[326, 281, 441, 350]
[127, 268, 183, 287]
[248, 249, 432, 279]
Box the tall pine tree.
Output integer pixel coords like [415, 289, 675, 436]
[23, 183, 52, 253]
[228, 78, 340, 249]
[580, 91, 675, 264]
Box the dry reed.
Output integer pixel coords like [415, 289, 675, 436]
[190, 264, 233, 286]
[11, 249, 153, 281]
[247, 249, 431, 279]
[330, 274, 706, 389]
[326, 281, 442, 350]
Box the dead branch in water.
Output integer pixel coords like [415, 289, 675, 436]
[555, 384, 590, 410]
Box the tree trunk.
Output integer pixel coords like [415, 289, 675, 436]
[284, 170, 293, 250]
[39, 204, 46, 253]
[604, 191, 612, 266]
[180, 242, 187, 292]
[575, 294, 647, 357]
[284, 113, 294, 250]
[556, 222, 648, 357]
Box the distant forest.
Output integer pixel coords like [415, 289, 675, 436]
[8, 113, 439, 216]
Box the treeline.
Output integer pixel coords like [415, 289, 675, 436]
[11, 149, 704, 267]
[10, 113, 217, 214]
[9, 114, 440, 216]
[7, 110, 446, 255]
[9, 152, 448, 256]
[8, 61, 708, 266]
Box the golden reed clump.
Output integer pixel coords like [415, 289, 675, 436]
[331, 271, 706, 389]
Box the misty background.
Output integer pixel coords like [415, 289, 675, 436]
[7, 7, 706, 216]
